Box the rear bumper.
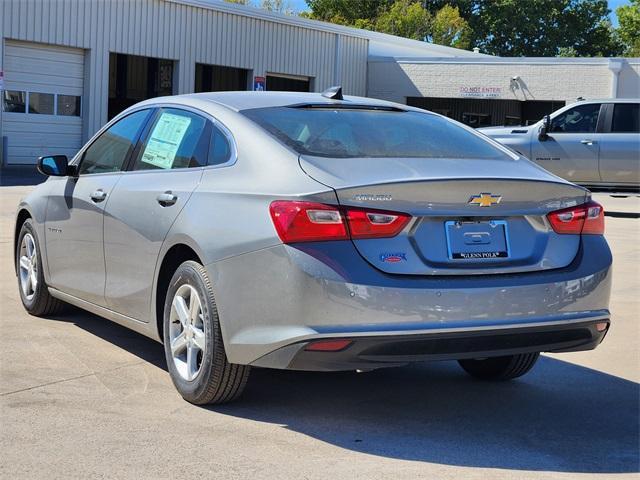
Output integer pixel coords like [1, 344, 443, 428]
[207, 235, 612, 368]
[260, 318, 609, 371]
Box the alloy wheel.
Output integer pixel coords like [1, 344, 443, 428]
[19, 233, 38, 300]
[169, 284, 206, 381]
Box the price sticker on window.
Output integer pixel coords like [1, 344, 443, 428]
[140, 112, 191, 169]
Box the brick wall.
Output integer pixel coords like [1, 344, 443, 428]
[368, 59, 639, 104]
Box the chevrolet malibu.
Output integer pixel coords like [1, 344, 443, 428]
[15, 90, 612, 404]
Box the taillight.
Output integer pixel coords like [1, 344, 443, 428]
[547, 201, 604, 235]
[269, 201, 411, 243]
[270, 201, 348, 243]
[346, 208, 411, 239]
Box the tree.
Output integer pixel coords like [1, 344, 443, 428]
[304, 0, 625, 57]
[375, 0, 431, 40]
[470, 0, 622, 57]
[431, 4, 471, 49]
[261, 0, 294, 14]
[617, 0, 640, 56]
[304, 0, 388, 24]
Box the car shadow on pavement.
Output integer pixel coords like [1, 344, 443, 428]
[54, 307, 638, 474]
[215, 359, 639, 474]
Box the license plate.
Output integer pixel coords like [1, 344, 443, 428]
[445, 220, 510, 260]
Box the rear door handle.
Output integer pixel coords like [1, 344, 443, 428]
[581, 139, 597, 145]
[157, 191, 178, 207]
[90, 189, 107, 203]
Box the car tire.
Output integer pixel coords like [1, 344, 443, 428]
[163, 260, 250, 405]
[458, 353, 540, 380]
[16, 219, 65, 316]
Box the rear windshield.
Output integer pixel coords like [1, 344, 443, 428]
[242, 106, 511, 159]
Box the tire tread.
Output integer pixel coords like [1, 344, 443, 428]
[165, 260, 250, 405]
[458, 352, 539, 381]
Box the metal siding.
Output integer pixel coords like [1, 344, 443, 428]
[2, 40, 84, 165]
[1, 0, 368, 145]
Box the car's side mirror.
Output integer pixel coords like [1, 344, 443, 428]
[37, 155, 76, 176]
[538, 115, 551, 141]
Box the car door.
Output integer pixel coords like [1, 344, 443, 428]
[45, 109, 154, 305]
[103, 107, 212, 321]
[531, 103, 603, 184]
[598, 102, 640, 187]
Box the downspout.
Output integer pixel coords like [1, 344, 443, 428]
[608, 59, 624, 98]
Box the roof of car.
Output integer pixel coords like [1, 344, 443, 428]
[158, 91, 409, 112]
[573, 98, 639, 104]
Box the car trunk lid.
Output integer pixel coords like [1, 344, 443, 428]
[300, 155, 588, 275]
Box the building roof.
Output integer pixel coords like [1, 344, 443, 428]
[168, 0, 483, 58]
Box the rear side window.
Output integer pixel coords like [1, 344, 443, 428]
[611, 104, 639, 133]
[242, 107, 511, 159]
[550, 103, 601, 134]
[132, 108, 209, 171]
[79, 109, 152, 175]
[208, 125, 232, 166]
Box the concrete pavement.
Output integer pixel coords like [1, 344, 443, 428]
[0, 185, 638, 479]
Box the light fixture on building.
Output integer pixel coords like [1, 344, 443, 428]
[510, 76, 521, 90]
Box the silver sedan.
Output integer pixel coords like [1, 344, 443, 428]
[15, 90, 612, 404]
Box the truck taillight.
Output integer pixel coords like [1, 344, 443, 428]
[269, 201, 411, 243]
[547, 201, 604, 235]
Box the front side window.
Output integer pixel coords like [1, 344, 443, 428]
[242, 107, 511, 159]
[28, 93, 55, 114]
[550, 104, 601, 134]
[3, 90, 26, 113]
[132, 108, 209, 171]
[79, 109, 152, 175]
[611, 103, 639, 133]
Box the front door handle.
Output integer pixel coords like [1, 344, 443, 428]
[581, 139, 597, 145]
[90, 189, 107, 203]
[157, 191, 178, 207]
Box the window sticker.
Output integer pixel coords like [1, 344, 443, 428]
[140, 112, 192, 169]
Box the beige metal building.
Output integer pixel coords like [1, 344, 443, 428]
[0, 0, 370, 165]
[1, 0, 638, 167]
[368, 56, 640, 127]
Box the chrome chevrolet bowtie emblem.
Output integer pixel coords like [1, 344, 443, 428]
[468, 193, 502, 207]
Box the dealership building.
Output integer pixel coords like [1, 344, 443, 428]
[1, 0, 638, 167]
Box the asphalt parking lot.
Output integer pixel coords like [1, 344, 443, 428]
[0, 185, 638, 479]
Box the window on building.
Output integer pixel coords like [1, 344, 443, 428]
[57, 95, 82, 116]
[611, 103, 639, 133]
[266, 74, 311, 92]
[79, 109, 153, 175]
[28, 92, 55, 114]
[462, 112, 492, 128]
[195, 64, 249, 92]
[108, 53, 174, 120]
[550, 103, 601, 134]
[3, 90, 26, 113]
[132, 108, 209, 171]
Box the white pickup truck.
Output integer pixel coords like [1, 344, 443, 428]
[479, 99, 639, 189]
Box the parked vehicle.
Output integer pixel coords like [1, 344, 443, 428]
[15, 90, 612, 404]
[479, 99, 639, 189]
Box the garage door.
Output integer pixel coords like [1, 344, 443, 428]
[2, 40, 84, 165]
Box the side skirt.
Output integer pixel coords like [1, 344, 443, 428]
[48, 287, 162, 343]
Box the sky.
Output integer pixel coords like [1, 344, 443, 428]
[286, 0, 632, 27]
